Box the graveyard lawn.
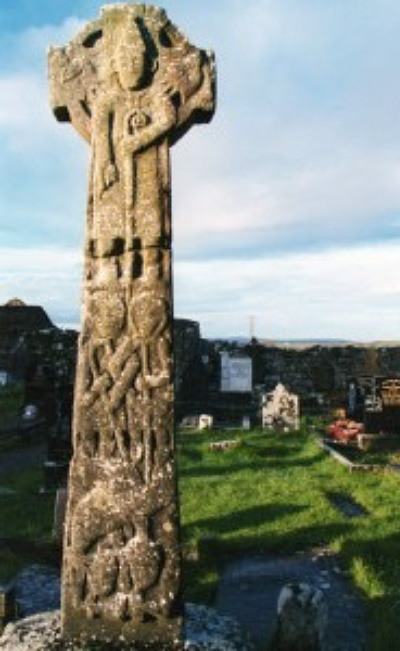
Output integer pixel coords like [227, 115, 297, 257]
[1, 429, 400, 649]
[178, 427, 400, 651]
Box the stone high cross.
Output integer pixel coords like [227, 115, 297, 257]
[48, 5, 215, 648]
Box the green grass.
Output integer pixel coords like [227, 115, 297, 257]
[177, 427, 400, 650]
[0, 468, 55, 582]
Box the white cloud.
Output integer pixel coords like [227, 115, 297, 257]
[0, 246, 82, 325]
[174, 241, 400, 340]
[171, 119, 400, 258]
[6, 16, 86, 67]
[19, 17, 85, 50]
[0, 74, 56, 155]
[0, 17, 86, 153]
[162, 0, 400, 263]
[1, 240, 399, 341]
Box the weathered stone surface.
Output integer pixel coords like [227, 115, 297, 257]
[48, 5, 215, 648]
[272, 583, 327, 651]
[199, 415, 213, 430]
[262, 383, 300, 431]
[209, 440, 239, 452]
[0, 605, 254, 651]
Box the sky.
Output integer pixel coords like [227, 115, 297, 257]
[1, 0, 400, 340]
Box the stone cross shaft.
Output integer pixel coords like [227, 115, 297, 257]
[48, 5, 215, 648]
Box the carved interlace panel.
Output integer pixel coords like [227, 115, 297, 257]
[48, 5, 215, 648]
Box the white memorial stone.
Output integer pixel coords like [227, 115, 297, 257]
[199, 415, 214, 430]
[262, 383, 300, 431]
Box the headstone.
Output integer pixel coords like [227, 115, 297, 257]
[48, 6, 215, 649]
[199, 414, 213, 430]
[209, 440, 239, 452]
[220, 353, 252, 393]
[262, 383, 300, 431]
[272, 583, 326, 651]
[350, 376, 400, 434]
[180, 415, 199, 429]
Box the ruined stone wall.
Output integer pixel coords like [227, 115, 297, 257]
[0, 313, 77, 423]
[198, 341, 400, 414]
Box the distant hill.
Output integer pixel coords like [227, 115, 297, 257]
[210, 336, 351, 345]
[208, 336, 400, 350]
[270, 339, 352, 349]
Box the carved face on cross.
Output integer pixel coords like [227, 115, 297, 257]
[113, 19, 147, 91]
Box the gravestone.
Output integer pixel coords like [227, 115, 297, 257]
[262, 383, 300, 431]
[348, 376, 400, 434]
[48, 5, 215, 648]
[272, 583, 326, 651]
[199, 414, 213, 430]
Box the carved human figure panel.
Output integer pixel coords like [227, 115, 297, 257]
[49, 5, 215, 242]
[49, 5, 215, 649]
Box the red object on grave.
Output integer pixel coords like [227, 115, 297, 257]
[326, 419, 364, 444]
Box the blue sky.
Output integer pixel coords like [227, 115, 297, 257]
[1, 1, 400, 340]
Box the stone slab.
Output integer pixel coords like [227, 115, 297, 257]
[0, 605, 254, 650]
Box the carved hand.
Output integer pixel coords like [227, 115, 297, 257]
[103, 162, 118, 191]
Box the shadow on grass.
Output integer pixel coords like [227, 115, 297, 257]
[254, 444, 302, 457]
[177, 432, 210, 446]
[223, 520, 354, 556]
[183, 520, 353, 605]
[178, 451, 326, 479]
[366, 595, 400, 651]
[177, 447, 203, 463]
[183, 503, 308, 538]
